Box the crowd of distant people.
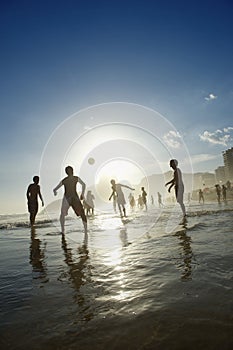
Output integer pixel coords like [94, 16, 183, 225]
[26, 159, 232, 234]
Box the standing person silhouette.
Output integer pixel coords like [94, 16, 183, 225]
[222, 184, 227, 202]
[157, 192, 164, 207]
[215, 184, 221, 204]
[26, 176, 44, 227]
[84, 190, 95, 216]
[109, 179, 134, 217]
[165, 159, 186, 217]
[198, 189, 204, 204]
[53, 166, 87, 234]
[141, 187, 148, 210]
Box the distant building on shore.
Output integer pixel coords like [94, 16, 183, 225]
[222, 147, 233, 181]
[193, 172, 215, 189]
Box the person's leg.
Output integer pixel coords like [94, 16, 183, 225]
[177, 188, 186, 217]
[81, 214, 88, 233]
[117, 203, 122, 216]
[29, 201, 38, 226]
[180, 202, 186, 216]
[60, 213, 65, 233]
[72, 197, 88, 233]
[60, 197, 69, 233]
[30, 212, 36, 226]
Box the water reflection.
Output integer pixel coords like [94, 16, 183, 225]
[119, 227, 129, 247]
[173, 221, 193, 281]
[61, 233, 93, 321]
[29, 227, 48, 281]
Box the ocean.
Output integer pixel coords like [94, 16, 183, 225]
[0, 201, 233, 350]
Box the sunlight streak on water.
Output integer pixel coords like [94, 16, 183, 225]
[1, 203, 233, 349]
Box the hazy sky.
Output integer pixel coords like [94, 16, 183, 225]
[1, 0, 233, 214]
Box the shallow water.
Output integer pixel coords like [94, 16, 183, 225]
[0, 202, 233, 349]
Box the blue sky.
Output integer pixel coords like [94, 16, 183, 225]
[1, 0, 233, 214]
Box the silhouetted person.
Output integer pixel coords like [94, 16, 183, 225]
[198, 189, 204, 204]
[222, 184, 227, 202]
[53, 166, 87, 234]
[137, 195, 143, 209]
[165, 159, 186, 217]
[157, 192, 164, 207]
[151, 195, 154, 205]
[84, 190, 95, 216]
[215, 184, 221, 204]
[26, 176, 44, 227]
[141, 187, 148, 210]
[109, 179, 134, 217]
[128, 193, 136, 210]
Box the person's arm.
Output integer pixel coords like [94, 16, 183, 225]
[78, 177, 86, 200]
[38, 186, 44, 206]
[168, 183, 174, 193]
[53, 181, 63, 196]
[120, 184, 135, 191]
[26, 185, 31, 201]
[165, 176, 175, 193]
[165, 178, 174, 187]
[109, 191, 115, 201]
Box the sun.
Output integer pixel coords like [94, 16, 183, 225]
[94, 158, 146, 202]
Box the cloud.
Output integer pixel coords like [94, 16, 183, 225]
[163, 130, 182, 149]
[199, 127, 233, 146]
[190, 153, 220, 164]
[204, 93, 217, 101]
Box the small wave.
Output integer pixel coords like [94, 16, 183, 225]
[0, 218, 55, 230]
[186, 222, 207, 231]
[187, 207, 233, 218]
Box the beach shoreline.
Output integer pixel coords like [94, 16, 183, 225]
[0, 203, 233, 349]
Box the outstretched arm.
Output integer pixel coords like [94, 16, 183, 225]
[120, 184, 135, 191]
[53, 181, 63, 196]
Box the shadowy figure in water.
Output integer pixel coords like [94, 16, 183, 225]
[141, 187, 148, 210]
[84, 190, 95, 216]
[173, 222, 193, 281]
[29, 227, 47, 281]
[109, 179, 134, 217]
[119, 228, 130, 247]
[198, 189, 204, 204]
[26, 175, 44, 227]
[61, 233, 91, 316]
[215, 184, 221, 204]
[53, 166, 87, 234]
[165, 159, 186, 218]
